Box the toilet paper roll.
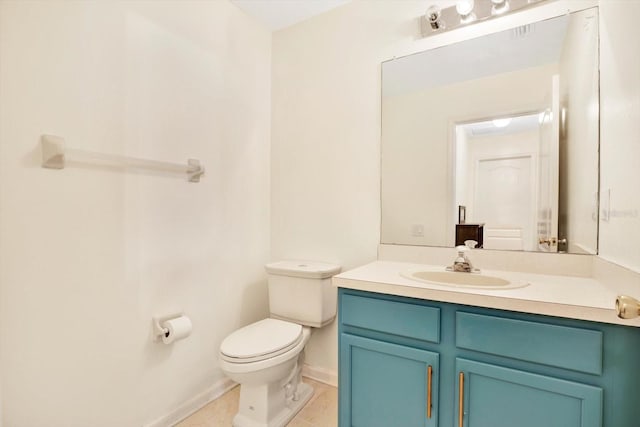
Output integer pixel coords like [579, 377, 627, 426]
[162, 316, 192, 344]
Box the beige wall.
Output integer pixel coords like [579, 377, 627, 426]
[0, 1, 271, 426]
[599, 0, 640, 271]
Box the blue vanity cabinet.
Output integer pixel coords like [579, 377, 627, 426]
[339, 292, 442, 427]
[340, 334, 439, 427]
[338, 288, 640, 427]
[454, 311, 604, 427]
[455, 358, 602, 427]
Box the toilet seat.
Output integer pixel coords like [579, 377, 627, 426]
[220, 318, 303, 363]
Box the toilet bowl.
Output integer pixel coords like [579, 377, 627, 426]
[220, 319, 313, 427]
[219, 260, 341, 427]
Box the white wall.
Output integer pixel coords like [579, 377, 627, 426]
[455, 126, 469, 214]
[598, 0, 640, 272]
[0, 1, 271, 426]
[558, 7, 599, 254]
[271, 1, 411, 377]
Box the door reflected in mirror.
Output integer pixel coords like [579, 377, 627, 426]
[455, 111, 554, 252]
[381, 8, 599, 254]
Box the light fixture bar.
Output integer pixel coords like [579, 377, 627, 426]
[421, 0, 550, 38]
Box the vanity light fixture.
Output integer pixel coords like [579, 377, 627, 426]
[491, 0, 510, 15]
[421, 0, 548, 38]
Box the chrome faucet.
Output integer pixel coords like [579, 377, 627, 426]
[446, 242, 479, 273]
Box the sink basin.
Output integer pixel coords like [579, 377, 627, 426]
[401, 269, 529, 290]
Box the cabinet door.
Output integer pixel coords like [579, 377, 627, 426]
[340, 333, 439, 427]
[455, 358, 602, 427]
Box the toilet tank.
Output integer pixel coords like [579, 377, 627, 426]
[265, 260, 341, 328]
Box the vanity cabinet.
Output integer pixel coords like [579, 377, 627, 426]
[338, 288, 640, 427]
[339, 293, 442, 426]
[340, 334, 439, 427]
[456, 358, 601, 427]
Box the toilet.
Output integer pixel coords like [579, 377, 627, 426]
[219, 260, 341, 427]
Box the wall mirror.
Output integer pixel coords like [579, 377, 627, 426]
[381, 7, 599, 254]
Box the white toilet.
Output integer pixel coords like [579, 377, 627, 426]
[219, 260, 341, 427]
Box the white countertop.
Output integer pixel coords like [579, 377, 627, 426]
[333, 261, 640, 327]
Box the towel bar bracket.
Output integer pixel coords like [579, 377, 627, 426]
[187, 159, 204, 183]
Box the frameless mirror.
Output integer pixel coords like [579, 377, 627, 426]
[381, 8, 599, 254]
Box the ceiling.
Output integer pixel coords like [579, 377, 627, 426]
[231, 0, 351, 31]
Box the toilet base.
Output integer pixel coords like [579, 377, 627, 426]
[232, 382, 313, 427]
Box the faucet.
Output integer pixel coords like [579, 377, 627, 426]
[446, 243, 479, 273]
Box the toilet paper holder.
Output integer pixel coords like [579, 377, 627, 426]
[152, 312, 184, 342]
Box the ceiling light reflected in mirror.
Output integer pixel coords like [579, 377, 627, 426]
[492, 118, 513, 128]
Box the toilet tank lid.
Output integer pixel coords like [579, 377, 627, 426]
[265, 260, 341, 279]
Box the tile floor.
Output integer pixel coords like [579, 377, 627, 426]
[176, 378, 337, 427]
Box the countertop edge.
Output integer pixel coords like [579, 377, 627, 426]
[334, 276, 640, 328]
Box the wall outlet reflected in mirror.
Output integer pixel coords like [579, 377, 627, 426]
[411, 224, 425, 237]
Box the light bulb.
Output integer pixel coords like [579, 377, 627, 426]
[426, 5, 444, 30]
[456, 0, 475, 17]
[491, 0, 510, 15]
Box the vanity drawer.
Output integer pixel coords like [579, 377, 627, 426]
[341, 294, 440, 343]
[456, 312, 603, 375]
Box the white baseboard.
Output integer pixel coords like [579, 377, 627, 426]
[144, 377, 236, 427]
[302, 364, 338, 388]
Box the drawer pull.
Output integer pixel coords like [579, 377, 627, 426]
[458, 372, 464, 427]
[427, 365, 433, 419]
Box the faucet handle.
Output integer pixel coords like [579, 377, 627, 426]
[464, 240, 478, 249]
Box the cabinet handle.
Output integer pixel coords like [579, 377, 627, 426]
[427, 365, 433, 419]
[458, 372, 464, 427]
